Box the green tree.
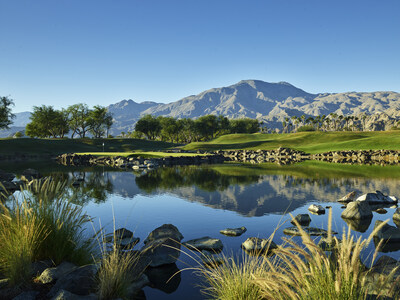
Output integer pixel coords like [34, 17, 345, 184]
[230, 118, 260, 134]
[0, 96, 15, 130]
[135, 114, 161, 140]
[66, 103, 91, 138]
[88, 106, 113, 138]
[25, 105, 69, 138]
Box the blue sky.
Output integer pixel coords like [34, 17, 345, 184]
[1, 0, 399, 113]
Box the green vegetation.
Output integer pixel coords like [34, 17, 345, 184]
[0, 96, 15, 130]
[183, 131, 400, 153]
[195, 211, 397, 300]
[133, 114, 259, 143]
[0, 179, 93, 285]
[0, 138, 177, 156]
[75, 151, 205, 158]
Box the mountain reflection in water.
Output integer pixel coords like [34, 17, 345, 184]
[55, 162, 400, 217]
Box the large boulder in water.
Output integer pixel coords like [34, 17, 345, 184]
[356, 190, 397, 204]
[374, 220, 400, 242]
[338, 191, 358, 203]
[141, 224, 183, 267]
[341, 201, 373, 220]
[183, 237, 223, 252]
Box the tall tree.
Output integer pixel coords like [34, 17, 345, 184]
[0, 96, 15, 130]
[135, 114, 161, 140]
[25, 105, 69, 138]
[88, 106, 113, 138]
[67, 103, 91, 138]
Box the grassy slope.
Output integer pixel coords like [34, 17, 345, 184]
[183, 131, 400, 153]
[0, 138, 178, 156]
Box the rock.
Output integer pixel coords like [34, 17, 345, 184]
[183, 237, 223, 252]
[21, 168, 42, 182]
[0, 181, 18, 193]
[374, 208, 388, 214]
[374, 220, 400, 242]
[219, 226, 247, 236]
[308, 204, 325, 214]
[115, 237, 140, 250]
[393, 208, 400, 223]
[356, 191, 398, 204]
[343, 217, 372, 233]
[50, 289, 98, 300]
[144, 224, 183, 244]
[201, 251, 224, 268]
[114, 228, 134, 240]
[283, 226, 337, 236]
[141, 237, 181, 267]
[31, 260, 53, 276]
[47, 264, 97, 298]
[318, 237, 341, 251]
[12, 291, 39, 300]
[145, 264, 180, 294]
[126, 274, 150, 297]
[0, 170, 15, 182]
[241, 237, 277, 254]
[290, 214, 311, 226]
[341, 201, 373, 220]
[338, 191, 358, 203]
[39, 261, 77, 284]
[365, 256, 400, 298]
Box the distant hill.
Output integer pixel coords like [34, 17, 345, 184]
[4, 80, 400, 136]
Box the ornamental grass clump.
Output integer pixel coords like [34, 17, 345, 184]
[0, 178, 93, 285]
[197, 209, 399, 300]
[96, 225, 143, 300]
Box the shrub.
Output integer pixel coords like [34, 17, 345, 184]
[297, 125, 316, 132]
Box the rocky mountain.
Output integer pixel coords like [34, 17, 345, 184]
[107, 80, 400, 134]
[3, 80, 399, 136]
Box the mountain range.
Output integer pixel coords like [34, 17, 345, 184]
[2, 80, 400, 137]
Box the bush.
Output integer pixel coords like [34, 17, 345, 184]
[297, 125, 316, 132]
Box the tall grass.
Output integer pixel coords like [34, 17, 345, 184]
[195, 209, 399, 300]
[0, 178, 93, 285]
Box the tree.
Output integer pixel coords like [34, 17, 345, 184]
[135, 115, 161, 140]
[25, 105, 69, 138]
[88, 106, 113, 138]
[66, 103, 91, 138]
[0, 96, 15, 130]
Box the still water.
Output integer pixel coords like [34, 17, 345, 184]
[3, 161, 400, 299]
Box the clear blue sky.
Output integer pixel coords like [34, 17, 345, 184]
[1, 0, 399, 113]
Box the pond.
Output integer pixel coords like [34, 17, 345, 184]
[2, 160, 400, 299]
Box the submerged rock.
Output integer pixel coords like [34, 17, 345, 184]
[219, 226, 247, 236]
[341, 201, 373, 220]
[308, 204, 325, 215]
[183, 237, 223, 252]
[283, 226, 337, 236]
[356, 191, 397, 204]
[374, 220, 400, 242]
[145, 264, 180, 294]
[291, 214, 311, 226]
[343, 217, 372, 233]
[338, 191, 358, 203]
[241, 237, 277, 254]
[115, 237, 140, 250]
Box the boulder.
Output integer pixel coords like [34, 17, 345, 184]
[141, 224, 184, 267]
[125, 274, 150, 297]
[291, 214, 311, 226]
[12, 291, 39, 300]
[374, 220, 400, 242]
[318, 237, 341, 251]
[283, 226, 337, 236]
[183, 237, 223, 252]
[0, 181, 18, 193]
[145, 264, 180, 294]
[144, 224, 183, 244]
[219, 226, 247, 236]
[393, 208, 400, 223]
[356, 191, 398, 204]
[115, 237, 140, 250]
[338, 191, 358, 203]
[308, 204, 325, 214]
[241, 237, 277, 254]
[343, 217, 372, 233]
[39, 261, 77, 284]
[341, 201, 373, 220]
[47, 264, 97, 298]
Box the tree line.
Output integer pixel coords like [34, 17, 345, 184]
[131, 114, 260, 143]
[26, 103, 113, 138]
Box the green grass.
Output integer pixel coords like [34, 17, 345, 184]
[183, 131, 400, 153]
[0, 138, 179, 156]
[0, 179, 93, 285]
